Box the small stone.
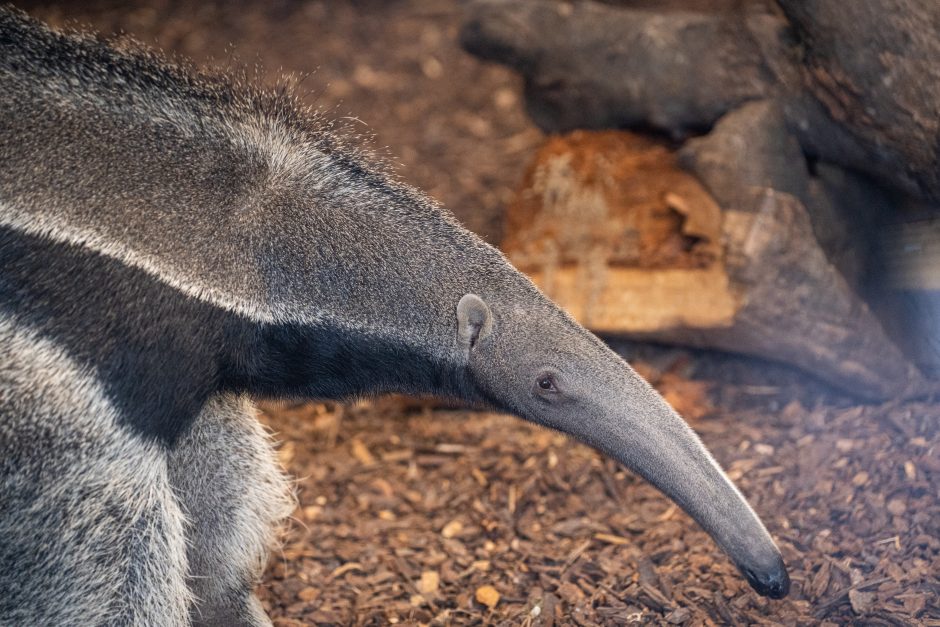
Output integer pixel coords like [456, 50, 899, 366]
[493, 87, 517, 110]
[418, 570, 440, 595]
[475, 585, 500, 609]
[421, 57, 443, 79]
[754, 443, 775, 456]
[836, 439, 855, 452]
[887, 498, 906, 516]
[441, 520, 463, 538]
[849, 589, 875, 615]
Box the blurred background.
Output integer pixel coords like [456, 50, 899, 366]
[14, 0, 939, 625]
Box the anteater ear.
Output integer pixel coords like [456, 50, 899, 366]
[456, 293, 493, 350]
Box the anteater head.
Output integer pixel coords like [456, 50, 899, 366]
[454, 292, 789, 599]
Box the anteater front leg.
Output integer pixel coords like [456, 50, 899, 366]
[0, 323, 191, 626]
[169, 394, 295, 627]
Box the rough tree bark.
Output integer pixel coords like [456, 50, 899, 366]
[463, 0, 938, 396]
[503, 127, 921, 400]
[776, 0, 940, 203]
[462, 0, 940, 203]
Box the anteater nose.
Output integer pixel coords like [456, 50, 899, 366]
[742, 558, 790, 599]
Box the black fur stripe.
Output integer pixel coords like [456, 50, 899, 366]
[0, 225, 466, 445]
[0, 226, 226, 445]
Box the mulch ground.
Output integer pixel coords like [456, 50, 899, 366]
[254, 347, 940, 626]
[16, 1, 940, 624]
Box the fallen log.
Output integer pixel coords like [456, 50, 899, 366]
[462, 0, 940, 203]
[503, 130, 922, 399]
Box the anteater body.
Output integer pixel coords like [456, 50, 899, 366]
[0, 8, 788, 625]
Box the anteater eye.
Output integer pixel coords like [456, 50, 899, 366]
[537, 375, 557, 392]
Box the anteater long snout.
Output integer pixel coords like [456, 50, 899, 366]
[567, 371, 790, 598]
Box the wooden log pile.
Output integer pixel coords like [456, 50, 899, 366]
[461, 0, 940, 399]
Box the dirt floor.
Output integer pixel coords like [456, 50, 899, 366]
[251, 349, 940, 626]
[16, 1, 940, 625]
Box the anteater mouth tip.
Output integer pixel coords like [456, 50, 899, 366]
[742, 563, 790, 599]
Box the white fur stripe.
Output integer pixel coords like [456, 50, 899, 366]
[1, 199, 432, 352]
[0, 201, 276, 323]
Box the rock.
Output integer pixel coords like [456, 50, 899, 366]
[475, 585, 501, 609]
[504, 130, 921, 399]
[418, 570, 440, 595]
[441, 520, 463, 538]
[848, 589, 876, 615]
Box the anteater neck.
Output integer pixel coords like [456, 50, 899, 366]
[0, 225, 465, 446]
[221, 320, 467, 404]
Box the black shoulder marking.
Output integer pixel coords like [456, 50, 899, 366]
[0, 226, 469, 446]
[0, 225, 227, 446]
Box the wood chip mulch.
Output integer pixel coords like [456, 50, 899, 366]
[256, 352, 940, 626]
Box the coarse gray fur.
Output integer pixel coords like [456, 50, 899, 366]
[0, 7, 788, 625]
[168, 394, 294, 626]
[0, 315, 192, 625]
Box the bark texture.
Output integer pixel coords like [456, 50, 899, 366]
[503, 129, 921, 400]
[462, 0, 940, 202]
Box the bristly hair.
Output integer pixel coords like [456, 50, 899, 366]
[0, 4, 520, 443]
[0, 5, 407, 198]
